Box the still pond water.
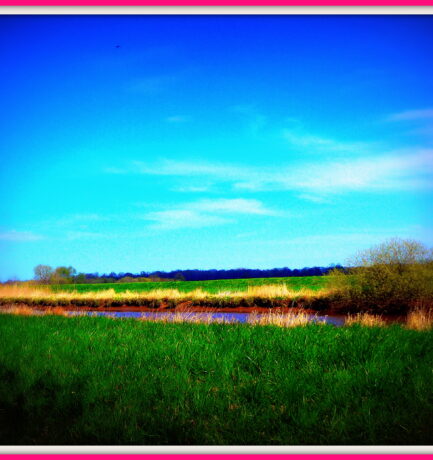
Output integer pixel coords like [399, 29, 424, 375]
[69, 311, 347, 326]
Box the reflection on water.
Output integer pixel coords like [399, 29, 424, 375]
[69, 310, 347, 326]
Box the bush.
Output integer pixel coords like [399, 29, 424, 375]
[329, 238, 433, 313]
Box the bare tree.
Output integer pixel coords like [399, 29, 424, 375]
[349, 238, 431, 269]
[33, 264, 53, 284]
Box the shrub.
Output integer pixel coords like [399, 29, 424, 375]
[329, 238, 433, 313]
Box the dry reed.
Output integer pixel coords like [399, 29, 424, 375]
[138, 311, 234, 325]
[345, 313, 386, 327]
[406, 309, 433, 331]
[0, 305, 71, 317]
[247, 310, 323, 327]
[2, 303, 433, 331]
[0, 305, 36, 316]
[0, 283, 332, 303]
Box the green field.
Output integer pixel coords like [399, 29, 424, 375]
[0, 315, 432, 445]
[52, 275, 329, 294]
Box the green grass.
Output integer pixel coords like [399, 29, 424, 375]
[0, 315, 432, 445]
[51, 275, 329, 294]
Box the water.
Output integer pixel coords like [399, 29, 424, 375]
[69, 310, 347, 326]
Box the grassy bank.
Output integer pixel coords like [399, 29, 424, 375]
[0, 315, 432, 445]
[0, 283, 335, 311]
[2, 270, 431, 313]
[51, 275, 329, 294]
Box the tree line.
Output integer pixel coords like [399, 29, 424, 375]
[32, 264, 343, 284]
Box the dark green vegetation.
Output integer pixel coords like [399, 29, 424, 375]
[329, 238, 433, 313]
[32, 263, 334, 285]
[51, 275, 328, 294]
[1, 315, 432, 445]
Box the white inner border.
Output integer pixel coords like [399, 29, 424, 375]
[0, 5, 432, 453]
[1, 446, 433, 453]
[0, 5, 433, 13]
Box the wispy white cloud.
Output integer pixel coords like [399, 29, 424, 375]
[254, 225, 433, 255]
[173, 185, 211, 193]
[288, 155, 398, 192]
[409, 125, 433, 137]
[29, 214, 111, 241]
[235, 149, 433, 193]
[127, 74, 176, 94]
[189, 198, 276, 215]
[297, 194, 333, 204]
[65, 231, 107, 240]
[166, 115, 190, 123]
[145, 209, 230, 230]
[385, 108, 433, 139]
[132, 159, 243, 178]
[230, 104, 267, 136]
[56, 214, 107, 225]
[104, 167, 127, 174]
[40, 214, 110, 234]
[235, 231, 258, 239]
[107, 146, 433, 196]
[283, 130, 368, 154]
[386, 108, 433, 122]
[144, 198, 278, 230]
[109, 149, 433, 195]
[0, 230, 44, 242]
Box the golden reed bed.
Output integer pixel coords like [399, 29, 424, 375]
[345, 310, 433, 330]
[1, 303, 432, 330]
[0, 283, 332, 302]
[0, 303, 322, 327]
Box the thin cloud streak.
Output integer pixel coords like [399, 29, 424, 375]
[386, 108, 433, 122]
[0, 230, 44, 242]
[298, 194, 333, 204]
[285, 150, 433, 193]
[144, 198, 278, 230]
[230, 104, 267, 137]
[283, 130, 369, 154]
[55, 214, 108, 226]
[250, 226, 433, 256]
[173, 185, 211, 193]
[189, 198, 277, 215]
[127, 74, 177, 95]
[166, 115, 190, 123]
[132, 159, 244, 178]
[145, 210, 230, 230]
[120, 150, 433, 194]
[65, 231, 107, 241]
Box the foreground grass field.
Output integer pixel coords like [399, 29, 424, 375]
[0, 315, 432, 445]
[51, 275, 329, 294]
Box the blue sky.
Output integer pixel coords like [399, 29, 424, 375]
[1, 15, 433, 280]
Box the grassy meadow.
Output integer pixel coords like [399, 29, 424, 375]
[0, 278, 335, 311]
[1, 241, 432, 445]
[51, 275, 329, 294]
[0, 314, 432, 445]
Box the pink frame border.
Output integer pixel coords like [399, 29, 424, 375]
[0, 453, 432, 459]
[1, 0, 433, 5]
[0, 5, 431, 459]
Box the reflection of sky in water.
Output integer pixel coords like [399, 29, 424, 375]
[69, 311, 346, 326]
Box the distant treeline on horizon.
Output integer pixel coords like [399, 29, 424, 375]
[80, 265, 343, 283]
